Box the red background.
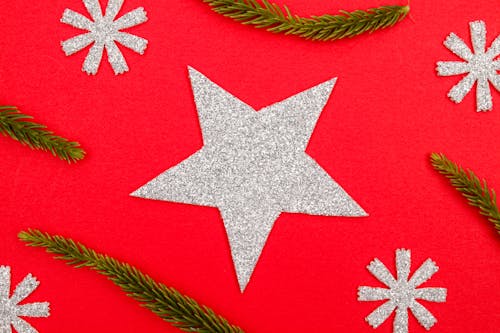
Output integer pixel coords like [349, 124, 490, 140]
[1, 0, 499, 332]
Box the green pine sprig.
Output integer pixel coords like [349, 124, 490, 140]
[18, 229, 244, 333]
[202, 0, 410, 41]
[0, 106, 85, 163]
[430, 153, 500, 235]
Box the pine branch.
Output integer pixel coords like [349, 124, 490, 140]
[202, 0, 409, 41]
[0, 106, 85, 163]
[430, 153, 500, 235]
[18, 229, 244, 333]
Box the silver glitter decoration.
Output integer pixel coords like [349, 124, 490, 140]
[358, 249, 447, 333]
[436, 20, 500, 112]
[131, 66, 367, 291]
[61, 0, 148, 75]
[0, 266, 50, 333]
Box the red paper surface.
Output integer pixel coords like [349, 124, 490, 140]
[1, 0, 499, 332]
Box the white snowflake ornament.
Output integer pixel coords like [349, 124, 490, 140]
[358, 249, 447, 333]
[61, 0, 148, 75]
[0, 266, 50, 333]
[436, 20, 500, 111]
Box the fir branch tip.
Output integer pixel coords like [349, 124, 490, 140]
[0, 105, 85, 163]
[18, 229, 245, 333]
[430, 153, 500, 235]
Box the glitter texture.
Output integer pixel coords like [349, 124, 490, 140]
[61, 0, 148, 75]
[358, 249, 447, 333]
[131, 66, 367, 291]
[436, 20, 500, 111]
[0, 266, 50, 333]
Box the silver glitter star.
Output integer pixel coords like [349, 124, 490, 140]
[358, 249, 447, 333]
[131, 67, 367, 291]
[0, 266, 50, 333]
[436, 20, 500, 111]
[61, 0, 148, 75]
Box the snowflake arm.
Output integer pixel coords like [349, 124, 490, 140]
[414, 288, 447, 302]
[11, 319, 38, 333]
[104, 0, 124, 21]
[83, 0, 104, 21]
[61, 9, 94, 31]
[114, 7, 148, 30]
[408, 300, 436, 330]
[61, 0, 148, 75]
[436, 61, 469, 76]
[395, 249, 411, 282]
[443, 33, 474, 61]
[61, 32, 95, 56]
[105, 41, 128, 74]
[408, 258, 438, 287]
[486, 36, 500, 58]
[10, 274, 39, 305]
[0, 266, 10, 299]
[436, 20, 500, 111]
[83, 42, 105, 75]
[358, 287, 391, 301]
[477, 75, 492, 110]
[367, 258, 397, 288]
[15, 303, 50, 318]
[448, 73, 476, 104]
[366, 300, 397, 328]
[114, 32, 148, 54]
[394, 306, 408, 333]
[358, 249, 447, 333]
[489, 70, 500, 91]
[470, 20, 486, 54]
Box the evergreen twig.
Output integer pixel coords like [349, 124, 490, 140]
[202, 0, 410, 41]
[0, 106, 85, 163]
[18, 229, 244, 333]
[430, 153, 500, 235]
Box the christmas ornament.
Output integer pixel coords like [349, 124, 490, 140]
[0, 105, 85, 163]
[358, 249, 447, 333]
[19, 229, 244, 333]
[131, 66, 367, 291]
[61, 0, 148, 75]
[203, 0, 409, 41]
[0, 266, 50, 333]
[436, 20, 500, 112]
[431, 153, 500, 235]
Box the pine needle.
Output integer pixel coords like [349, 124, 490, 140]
[202, 0, 410, 41]
[0, 106, 85, 163]
[430, 153, 500, 235]
[18, 229, 244, 333]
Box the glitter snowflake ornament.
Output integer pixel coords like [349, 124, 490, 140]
[358, 249, 447, 333]
[436, 20, 500, 111]
[61, 0, 148, 75]
[0, 266, 50, 333]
